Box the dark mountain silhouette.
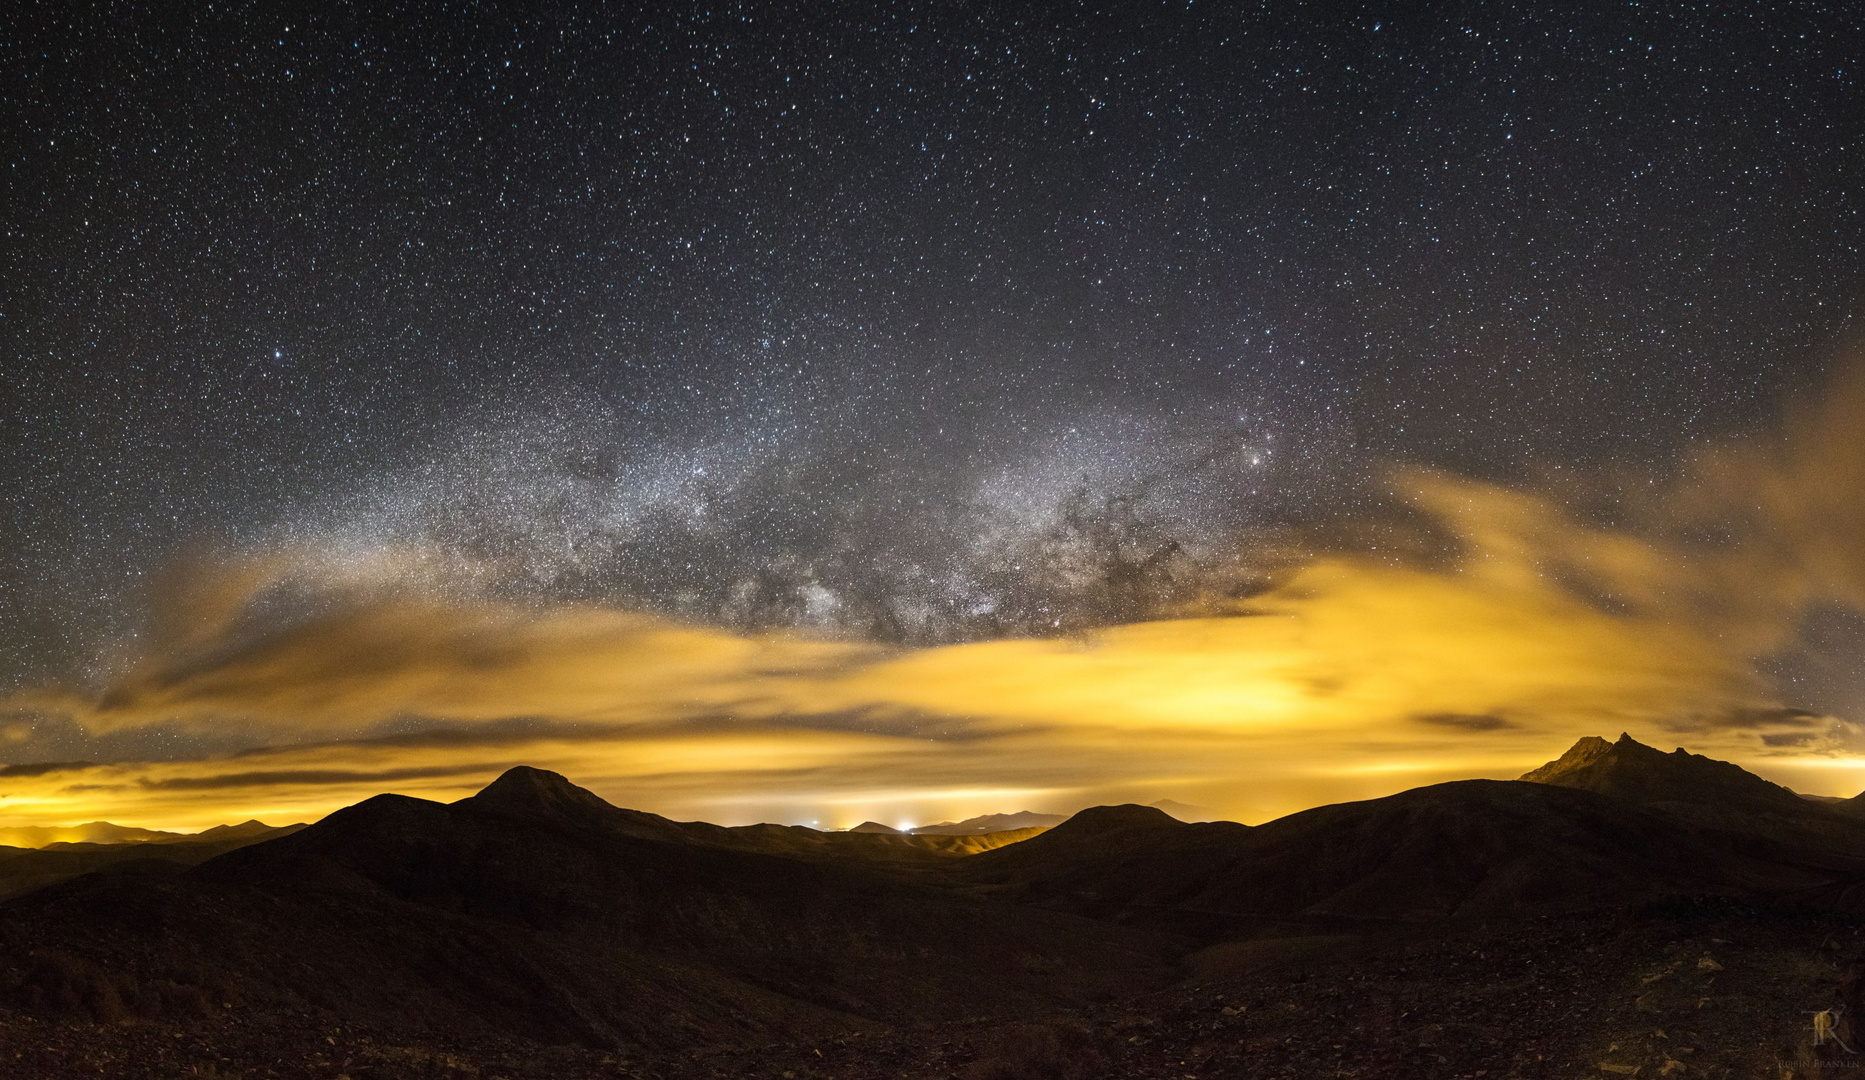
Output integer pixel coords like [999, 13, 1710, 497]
[0, 821, 308, 902]
[0, 769, 1167, 1051]
[0, 822, 178, 847]
[441, 776, 1035, 862]
[1518, 732, 1865, 889]
[968, 803, 1194, 880]
[0, 818, 306, 850]
[12, 740, 1865, 1076]
[912, 810, 1066, 834]
[185, 819, 301, 843]
[911, 803, 1217, 836]
[1057, 802, 1183, 833]
[708, 819, 1045, 862]
[1149, 798, 1224, 822]
[960, 740, 1865, 937]
[451, 770, 1049, 869]
[1521, 732, 1813, 814]
[965, 783, 1754, 933]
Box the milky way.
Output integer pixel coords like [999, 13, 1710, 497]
[3, 3, 1863, 812]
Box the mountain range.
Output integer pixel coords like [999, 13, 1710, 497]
[0, 820, 308, 903]
[6, 734, 1865, 1078]
[908, 799, 1220, 835]
[909, 810, 1068, 834]
[0, 818, 300, 849]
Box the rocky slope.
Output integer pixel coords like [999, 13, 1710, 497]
[9, 738, 1865, 1077]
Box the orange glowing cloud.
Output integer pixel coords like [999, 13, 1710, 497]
[0, 539, 1833, 832]
[28, 601, 868, 735]
[13, 354, 1865, 832]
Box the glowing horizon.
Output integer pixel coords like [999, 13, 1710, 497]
[10, 359, 1865, 836]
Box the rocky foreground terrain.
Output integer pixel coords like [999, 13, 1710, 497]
[7, 736, 1865, 1078]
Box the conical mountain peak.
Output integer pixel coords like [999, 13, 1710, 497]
[467, 766, 618, 819]
[461, 767, 703, 845]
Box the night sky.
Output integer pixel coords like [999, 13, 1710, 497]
[4, 3, 1864, 828]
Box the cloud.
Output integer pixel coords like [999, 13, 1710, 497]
[15, 353, 1865, 831]
[24, 600, 871, 736]
[0, 761, 96, 778]
[1761, 731, 1820, 748]
[1416, 714, 1517, 732]
[135, 765, 502, 791]
[0, 536, 1828, 830]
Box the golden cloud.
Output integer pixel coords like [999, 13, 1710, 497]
[28, 602, 870, 735]
[0, 545, 1836, 832]
[13, 353, 1865, 833]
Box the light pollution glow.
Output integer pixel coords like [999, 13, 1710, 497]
[8, 353, 1865, 834]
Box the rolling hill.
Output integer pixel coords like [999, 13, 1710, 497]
[0, 821, 308, 902]
[958, 735, 1865, 935]
[7, 737, 1865, 1077]
[0, 767, 1168, 1051]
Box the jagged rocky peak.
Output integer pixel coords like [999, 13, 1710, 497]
[1521, 733, 1807, 811]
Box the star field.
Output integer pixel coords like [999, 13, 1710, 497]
[4, 0, 1862, 705]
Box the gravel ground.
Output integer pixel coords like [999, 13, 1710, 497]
[4, 899, 1862, 1079]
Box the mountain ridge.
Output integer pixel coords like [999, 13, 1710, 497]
[0, 818, 306, 850]
[0, 767, 1170, 1049]
[9, 738, 1865, 1073]
[1520, 732, 1815, 814]
[911, 810, 1066, 834]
